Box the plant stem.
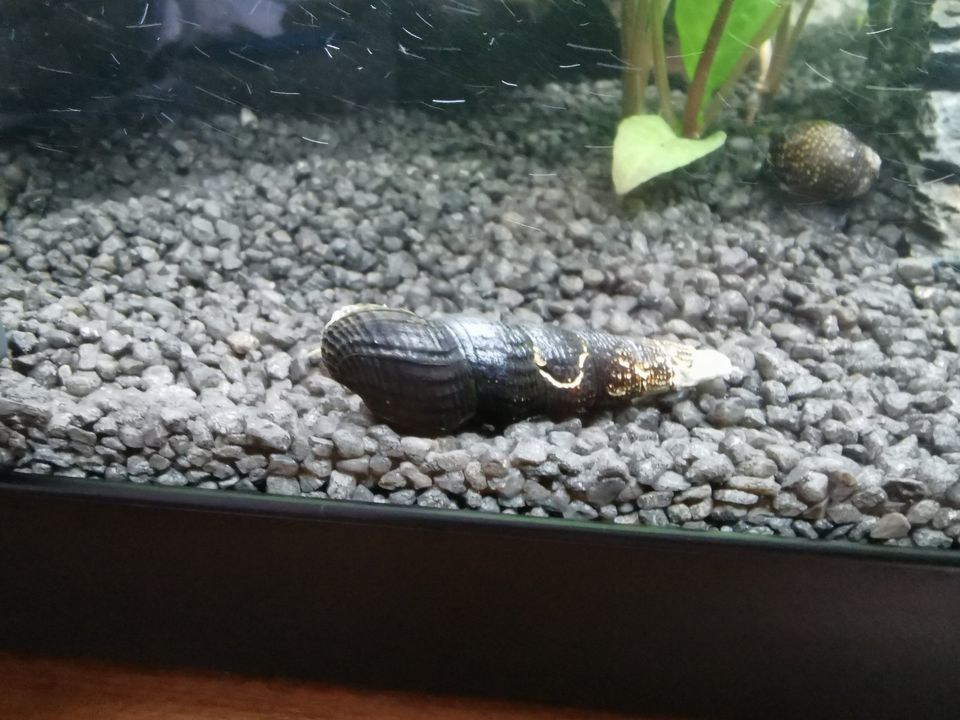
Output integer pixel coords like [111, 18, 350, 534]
[681, 0, 735, 137]
[783, 0, 816, 69]
[704, 1, 790, 127]
[621, 0, 639, 116]
[621, 0, 652, 118]
[766, 0, 816, 97]
[650, 0, 675, 126]
[762, 3, 793, 96]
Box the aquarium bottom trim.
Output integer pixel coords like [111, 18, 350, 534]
[0, 470, 957, 720]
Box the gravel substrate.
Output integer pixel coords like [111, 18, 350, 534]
[2, 63, 959, 549]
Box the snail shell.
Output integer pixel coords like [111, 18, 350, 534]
[318, 305, 732, 433]
[768, 120, 881, 202]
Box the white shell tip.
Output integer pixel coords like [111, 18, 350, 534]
[675, 348, 734, 387]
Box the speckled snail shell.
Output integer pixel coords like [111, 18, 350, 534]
[317, 305, 733, 434]
[768, 120, 881, 202]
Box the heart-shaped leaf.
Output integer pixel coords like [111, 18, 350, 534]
[612, 114, 726, 195]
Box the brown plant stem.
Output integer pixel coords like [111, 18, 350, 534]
[681, 0, 736, 138]
[759, 0, 816, 102]
[762, 3, 793, 95]
[650, 0, 675, 126]
[704, 1, 790, 127]
[621, 0, 652, 118]
[780, 0, 817, 80]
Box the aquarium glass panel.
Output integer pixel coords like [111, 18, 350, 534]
[1, 0, 959, 551]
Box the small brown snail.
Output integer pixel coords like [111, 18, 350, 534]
[768, 120, 881, 202]
[317, 305, 732, 434]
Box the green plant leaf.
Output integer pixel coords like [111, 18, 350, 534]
[675, 0, 782, 108]
[612, 114, 726, 195]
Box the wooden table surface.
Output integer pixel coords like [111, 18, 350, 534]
[0, 652, 654, 720]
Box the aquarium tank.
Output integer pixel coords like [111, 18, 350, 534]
[1, 0, 959, 552]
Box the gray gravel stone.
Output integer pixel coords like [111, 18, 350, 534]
[435, 471, 467, 495]
[871, 512, 912, 540]
[932, 508, 960, 531]
[377, 469, 407, 491]
[510, 437, 548, 465]
[787, 375, 823, 400]
[590, 448, 630, 479]
[727, 475, 779, 497]
[849, 517, 879, 542]
[760, 381, 789, 406]
[826, 503, 862, 525]
[400, 436, 433, 463]
[894, 258, 935, 286]
[265, 352, 292, 380]
[792, 520, 819, 541]
[882, 392, 912, 418]
[673, 400, 705, 428]
[933, 426, 960, 453]
[245, 417, 291, 451]
[183, 362, 224, 392]
[687, 454, 735, 484]
[773, 492, 807, 517]
[101, 330, 132, 357]
[327, 471, 357, 500]
[755, 349, 804, 384]
[523, 479, 552, 507]
[764, 444, 802, 472]
[587, 477, 628, 506]
[266, 476, 301, 496]
[336, 457, 369, 475]
[226, 331, 258, 356]
[417, 487, 458, 510]
[155, 464, 187, 487]
[906, 499, 940, 525]
[911, 527, 953, 549]
[400, 462, 433, 490]
[564, 500, 598, 520]
[707, 399, 746, 427]
[63, 371, 101, 397]
[714, 489, 759, 505]
[821, 419, 857, 445]
[332, 428, 365, 459]
[736, 455, 778, 478]
[798, 472, 829, 504]
[654, 470, 690, 492]
[77, 344, 99, 371]
[430, 449, 470, 473]
[636, 490, 672, 509]
[389, 489, 417, 505]
[945, 480, 960, 507]
[490, 469, 524, 499]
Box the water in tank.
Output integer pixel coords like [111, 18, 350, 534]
[1, 0, 959, 550]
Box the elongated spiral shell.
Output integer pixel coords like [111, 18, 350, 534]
[768, 120, 881, 202]
[318, 305, 732, 434]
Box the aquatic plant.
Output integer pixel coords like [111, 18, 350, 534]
[612, 0, 793, 195]
[749, 0, 817, 123]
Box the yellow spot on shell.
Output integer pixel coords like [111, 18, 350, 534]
[533, 342, 589, 389]
[606, 347, 673, 397]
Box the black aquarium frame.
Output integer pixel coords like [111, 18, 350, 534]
[1, 468, 957, 719]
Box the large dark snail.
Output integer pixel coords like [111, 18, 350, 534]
[768, 120, 881, 202]
[317, 305, 732, 434]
